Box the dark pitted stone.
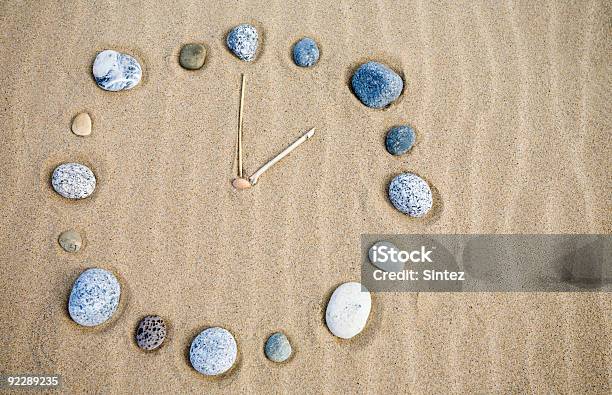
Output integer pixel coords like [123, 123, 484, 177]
[264, 332, 292, 362]
[292, 37, 319, 67]
[179, 44, 206, 70]
[386, 125, 416, 156]
[351, 61, 403, 109]
[135, 315, 167, 351]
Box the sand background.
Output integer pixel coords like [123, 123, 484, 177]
[1, 0, 610, 393]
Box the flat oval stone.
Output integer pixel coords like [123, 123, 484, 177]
[68, 268, 120, 327]
[71, 112, 91, 136]
[351, 62, 403, 109]
[292, 37, 320, 67]
[136, 315, 166, 351]
[226, 24, 258, 62]
[93, 49, 142, 91]
[368, 241, 404, 272]
[386, 125, 415, 156]
[264, 332, 292, 363]
[325, 282, 371, 339]
[59, 229, 82, 253]
[388, 173, 433, 217]
[51, 163, 96, 199]
[189, 327, 237, 376]
[179, 43, 206, 70]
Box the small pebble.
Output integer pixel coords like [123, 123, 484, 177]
[368, 241, 404, 272]
[58, 230, 82, 253]
[135, 315, 167, 351]
[68, 268, 120, 327]
[292, 37, 319, 67]
[179, 43, 206, 70]
[51, 163, 96, 199]
[325, 282, 371, 339]
[264, 332, 292, 363]
[388, 173, 433, 217]
[226, 24, 259, 62]
[351, 61, 403, 109]
[71, 113, 91, 136]
[93, 49, 142, 91]
[385, 125, 415, 156]
[189, 327, 237, 376]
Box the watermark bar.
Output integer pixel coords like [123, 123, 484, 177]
[361, 234, 611, 292]
[0, 375, 61, 389]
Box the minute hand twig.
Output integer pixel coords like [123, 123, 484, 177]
[248, 128, 315, 186]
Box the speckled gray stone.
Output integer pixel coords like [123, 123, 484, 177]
[264, 332, 292, 363]
[58, 229, 82, 253]
[189, 327, 237, 376]
[51, 163, 96, 199]
[386, 125, 416, 156]
[68, 268, 120, 327]
[226, 24, 258, 62]
[93, 49, 142, 92]
[351, 61, 403, 109]
[368, 241, 404, 272]
[388, 173, 433, 217]
[292, 37, 319, 67]
[179, 43, 206, 70]
[136, 315, 166, 351]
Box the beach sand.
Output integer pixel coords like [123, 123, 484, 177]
[1, 0, 610, 393]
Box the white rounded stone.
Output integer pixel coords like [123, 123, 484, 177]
[68, 268, 121, 327]
[93, 49, 142, 91]
[325, 282, 371, 339]
[189, 327, 237, 376]
[51, 163, 96, 199]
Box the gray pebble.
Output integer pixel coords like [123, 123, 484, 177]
[58, 229, 82, 253]
[368, 241, 404, 272]
[189, 327, 237, 376]
[264, 332, 292, 363]
[351, 61, 403, 109]
[179, 43, 206, 70]
[386, 125, 415, 156]
[388, 173, 433, 217]
[68, 268, 120, 327]
[51, 163, 96, 199]
[226, 24, 259, 62]
[292, 37, 319, 67]
[136, 315, 166, 351]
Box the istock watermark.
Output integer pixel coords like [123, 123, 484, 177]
[361, 234, 611, 292]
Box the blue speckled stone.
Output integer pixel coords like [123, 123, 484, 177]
[388, 173, 433, 217]
[264, 332, 292, 363]
[189, 327, 237, 376]
[351, 62, 403, 109]
[292, 38, 319, 67]
[386, 125, 416, 156]
[68, 268, 120, 327]
[226, 24, 259, 62]
[92, 50, 142, 92]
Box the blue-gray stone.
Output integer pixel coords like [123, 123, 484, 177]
[264, 332, 292, 363]
[68, 268, 120, 327]
[189, 327, 237, 376]
[292, 37, 319, 67]
[226, 24, 259, 62]
[388, 173, 433, 217]
[386, 125, 416, 156]
[351, 62, 403, 109]
[93, 50, 142, 92]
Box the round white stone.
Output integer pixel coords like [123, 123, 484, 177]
[68, 268, 120, 327]
[388, 173, 433, 217]
[368, 241, 404, 272]
[93, 49, 142, 91]
[51, 163, 96, 199]
[325, 282, 371, 339]
[189, 327, 237, 376]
